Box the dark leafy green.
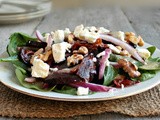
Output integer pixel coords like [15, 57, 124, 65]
[139, 70, 156, 81]
[7, 32, 36, 56]
[54, 85, 77, 95]
[103, 65, 118, 86]
[109, 54, 142, 66]
[139, 61, 160, 70]
[0, 55, 18, 62]
[147, 46, 156, 56]
[15, 67, 55, 91]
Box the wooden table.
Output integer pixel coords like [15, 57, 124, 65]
[0, 1, 160, 120]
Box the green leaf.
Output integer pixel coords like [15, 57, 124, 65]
[139, 70, 156, 81]
[139, 61, 160, 70]
[7, 32, 36, 56]
[147, 46, 156, 56]
[109, 54, 142, 67]
[54, 85, 77, 95]
[0, 55, 18, 62]
[103, 65, 118, 86]
[15, 67, 55, 92]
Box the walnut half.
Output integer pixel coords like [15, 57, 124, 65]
[67, 54, 84, 67]
[118, 59, 141, 78]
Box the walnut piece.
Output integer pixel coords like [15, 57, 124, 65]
[67, 54, 84, 67]
[38, 49, 52, 62]
[118, 59, 141, 78]
[67, 33, 75, 44]
[30, 49, 52, 64]
[125, 32, 144, 46]
[73, 46, 88, 55]
[30, 48, 43, 64]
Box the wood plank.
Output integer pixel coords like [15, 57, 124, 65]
[37, 6, 135, 32]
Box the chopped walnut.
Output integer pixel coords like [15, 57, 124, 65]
[137, 36, 144, 46]
[118, 59, 141, 78]
[30, 48, 52, 64]
[67, 33, 75, 44]
[120, 50, 131, 56]
[125, 32, 144, 46]
[38, 49, 52, 62]
[67, 54, 84, 67]
[73, 46, 88, 55]
[30, 48, 43, 64]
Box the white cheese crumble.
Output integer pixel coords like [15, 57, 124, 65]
[73, 24, 84, 38]
[52, 42, 71, 63]
[110, 31, 125, 41]
[74, 25, 99, 43]
[137, 48, 151, 59]
[64, 28, 71, 37]
[97, 27, 110, 34]
[85, 26, 97, 32]
[92, 57, 97, 62]
[77, 87, 89, 96]
[107, 44, 121, 54]
[31, 57, 50, 78]
[52, 30, 65, 43]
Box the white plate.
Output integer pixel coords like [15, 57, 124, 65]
[0, 43, 160, 101]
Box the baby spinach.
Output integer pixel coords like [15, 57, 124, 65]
[109, 54, 142, 67]
[7, 32, 36, 56]
[139, 61, 160, 70]
[147, 46, 156, 56]
[103, 65, 118, 86]
[54, 85, 77, 95]
[139, 70, 156, 81]
[15, 67, 55, 91]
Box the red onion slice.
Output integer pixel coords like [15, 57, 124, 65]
[69, 82, 115, 92]
[99, 34, 145, 64]
[35, 30, 44, 41]
[99, 49, 111, 79]
[24, 77, 36, 83]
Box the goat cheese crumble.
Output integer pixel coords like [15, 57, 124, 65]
[77, 87, 89, 95]
[52, 42, 71, 63]
[31, 57, 50, 78]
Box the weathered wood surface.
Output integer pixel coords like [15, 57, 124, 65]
[0, 1, 160, 120]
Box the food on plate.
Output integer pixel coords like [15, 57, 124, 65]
[0, 24, 160, 96]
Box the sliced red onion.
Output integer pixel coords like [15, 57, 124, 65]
[46, 34, 53, 47]
[99, 34, 145, 64]
[35, 30, 44, 41]
[24, 77, 36, 83]
[69, 82, 115, 92]
[99, 49, 111, 79]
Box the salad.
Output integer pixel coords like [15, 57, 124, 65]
[0, 24, 160, 96]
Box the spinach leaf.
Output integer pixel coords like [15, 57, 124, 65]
[139, 61, 160, 70]
[6, 32, 37, 70]
[0, 55, 18, 62]
[147, 46, 156, 56]
[7, 32, 36, 56]
[54, 85, 77, 95]
[139, 70, 156, 81]
[109, 54, 142, 67]
[15, 67, 55, 91]
[103, 65, 118, 86]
